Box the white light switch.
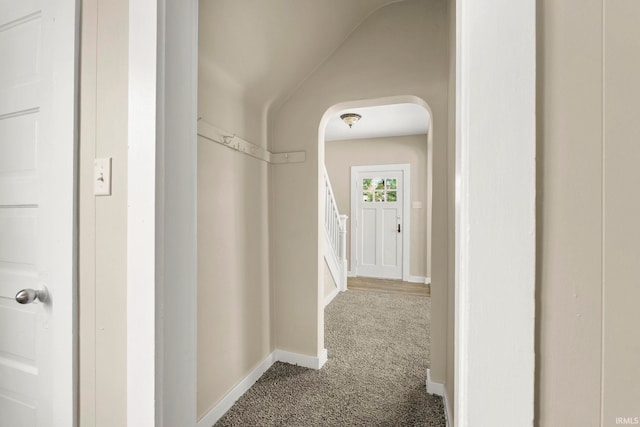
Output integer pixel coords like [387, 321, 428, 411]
[94, 157, 112, 196]
[412, 201, 423, 209]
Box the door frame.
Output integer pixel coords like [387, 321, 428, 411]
[45, 0, 80, 424]
[126, 0, 198, 425]
[454, 1, 535, 425]
[350, 164, 411, 281]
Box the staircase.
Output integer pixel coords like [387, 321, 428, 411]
[324, 167, 348, 294]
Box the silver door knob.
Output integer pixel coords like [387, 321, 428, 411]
[15, 287, 48, 304]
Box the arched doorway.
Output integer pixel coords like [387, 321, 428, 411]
[318, 94, 434, 352]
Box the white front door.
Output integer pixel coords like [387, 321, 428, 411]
[352, 165, 409, 280]
[0, 0, 78, 426]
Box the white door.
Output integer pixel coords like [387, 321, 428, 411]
[352, 166, 408, 280]
[0, 1, 78, 426]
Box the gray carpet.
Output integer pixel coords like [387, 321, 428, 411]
[215, 290, 446, 426]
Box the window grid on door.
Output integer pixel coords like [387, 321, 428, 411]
[362, 177, 397, 202]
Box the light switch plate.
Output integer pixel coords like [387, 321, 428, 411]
[412, 201, 423, 209]
[94, 157, 112, 196]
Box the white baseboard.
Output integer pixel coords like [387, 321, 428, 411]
[424, 277, 431, 285]
[347, 270, 355, 277]
[426, 368, 451, 427]
[426, 368, 445, 396]
[197, 352, 276, 427]
[408, 275, 428, 284]
[324, 286, 340, 307]
[198, 349, 329, 426]
[275, 348, 328, 370]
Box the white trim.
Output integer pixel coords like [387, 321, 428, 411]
[424, 277, 431, 285]
[128, 0, 199, 425]
[196, 349, 328, 426]
[455, 0, 536, 425]
[127, 0, 158, 424]
[350, 164, 411, 281]
[324, 286, 340, 307]
[324, 232, 343, 290]
[46, 0, 80, 424]
[454, 0, 464, 422]
[426, 369, 451, 427]
[155, 0, 199, 425]
[275, 349, 328, 370]
[196, 352, 277, 427]
[197, 120, 305, 164]
[407, 275, 427, 284]
[426, 368, 445, 396]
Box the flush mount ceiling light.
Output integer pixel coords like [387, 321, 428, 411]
[340, 113, 362, 128]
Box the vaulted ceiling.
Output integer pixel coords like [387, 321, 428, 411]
[199, 0, 404, 112]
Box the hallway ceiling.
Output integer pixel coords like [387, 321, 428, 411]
[199, 0, 404, 112]
[324, 103, 430, 141]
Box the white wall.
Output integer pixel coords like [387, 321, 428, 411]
[325, 134, 429, 278]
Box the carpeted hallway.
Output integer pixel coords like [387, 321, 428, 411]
[215, 287, 446, 426]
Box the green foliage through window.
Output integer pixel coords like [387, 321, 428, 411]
[362, 177, 399, 203]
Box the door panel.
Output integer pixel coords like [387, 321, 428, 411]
[0, 0, 77, 425]
[355, 169, 404, 279]
[361, 208, 377, 265]
[0, 209, 38, 265]
[0, 113, 38, 173]
[382, 208, 399, 267]
[0, 303, 37, 359]
[0, 17, 41, 85]
[0, 396, 36, 427]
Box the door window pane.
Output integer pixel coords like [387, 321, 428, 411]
[361, 176, 399, 203]
[386, 178, 397, 190]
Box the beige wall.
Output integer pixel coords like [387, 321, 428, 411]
[325, 135, 430, 278]
[537, 0, 640, 425]
[270, 0, 451, 382]
[197, 1, 273, 418]
[79, 0, 451, 423]
[79, 0, 128, 425]
[196, 138, 271, 418]
[601, 2, 640, 421]
[77, 1, 640, 424]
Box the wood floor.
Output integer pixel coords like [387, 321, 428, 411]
[347, 276, 430, 297]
